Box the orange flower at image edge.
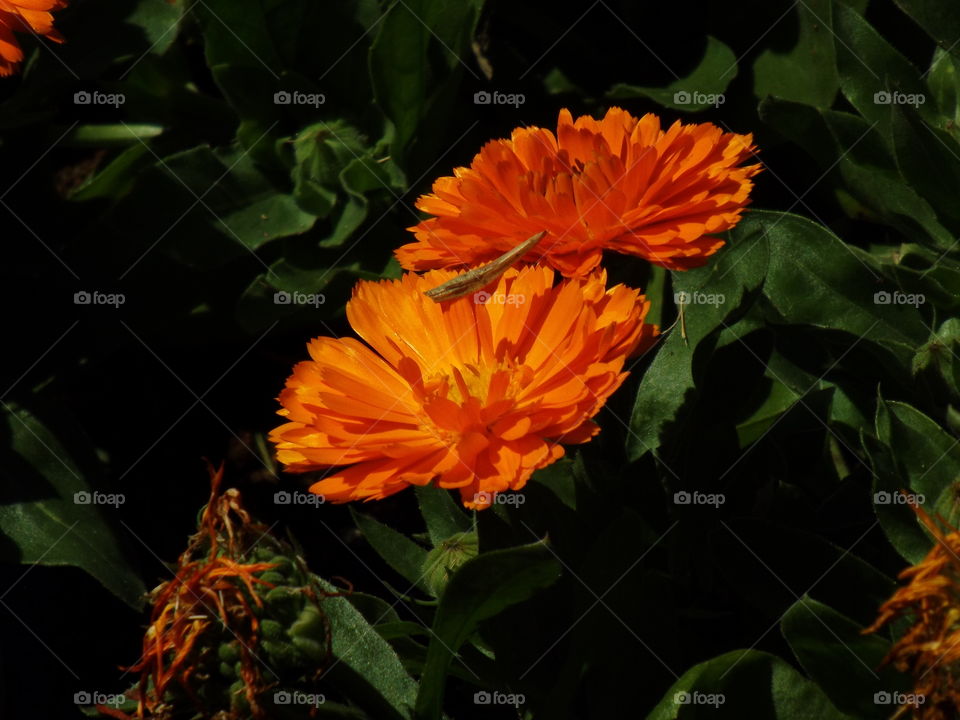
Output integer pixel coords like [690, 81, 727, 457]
[863, 503, 960, 720]
[396, 107, 761, 276]
[270, 266, 657, 509]
[0, 0, 67, 77]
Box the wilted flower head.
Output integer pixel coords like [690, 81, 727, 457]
[0, 0, 67, 77]
[270, 265, 658, 509]
[396, 107, 761, 277]
[118, 465, 337, 720]
[864, 502, 960, 720]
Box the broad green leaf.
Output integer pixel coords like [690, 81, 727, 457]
[781, 596, 898, 717]
[833, 3, 934, 135]
[345, 590, 403, 626]
[370, 0, 485, 160]
[608, 36, 736, 111]
[758, 209, 928, 363]
[110, 145, 317, 268]
[891, 103, 960, 226]
[759, 98, 955, 248]
[893, 0, 960, 52]
[0, 404, 145, 608]
[872, 398, 960, 562]
[351, 508, 431, 593]
[753, 0, 852, 107]
[415, 485, 472, 546]
[415, 541, 561, 720]
[194, 0, 284, 71]
[315, 577, 418, 720]
[627, 214, 769, 460]
[885, 243, 960, 312]
[646, 649, 853, 720]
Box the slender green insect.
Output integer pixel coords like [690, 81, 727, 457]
[424, 231, 548, 302]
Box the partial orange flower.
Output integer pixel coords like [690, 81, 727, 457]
[863, 501, 960, 720]
[396, 107, 761, 277]
[0, 0, 67, 77]
[271, 265, 657, 509]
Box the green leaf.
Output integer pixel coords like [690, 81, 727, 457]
[928, 48, 960, 133]
[753, 0, 855, 107]
[646, 649, 853, 720]
[886, 243, 960, 312]
[893, 0, 960, 52]
[110, 145, 317, 268]
[627, 214, 769, 460]
[370, 0, 485, 159]
[70, 145, 153, 201]
[194, 0, 284, 71]
[415, 541, 561, 719]
[758, 209, 928, 363]
[415, 485, 473, 546]
[315, 576, 418, 720]
[0, 404, 145, 608]
[833, 3, 933, 135]
[608, 36, 736, 111]
[735, 379, 802, 448]
[351, 508, 431, 593]
[127, 0, 185, 55]
[872, 398, 960, 562]
[759, 98, 956, 248]
[912, 317, 960, 396]
[67, 124, 165, 148]
[781, 596, 898, 717]
[891, 101, 960, 227]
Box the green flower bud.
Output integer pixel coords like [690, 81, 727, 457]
[422, 531, 479, 595]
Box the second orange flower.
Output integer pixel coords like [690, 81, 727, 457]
[396, 107, 761, 276]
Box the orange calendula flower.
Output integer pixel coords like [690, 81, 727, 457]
[396, 107, 761, 277]
[863, 501, 960, 720]
[0, 0, 67, 77]
[271, 265, 658, 509]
